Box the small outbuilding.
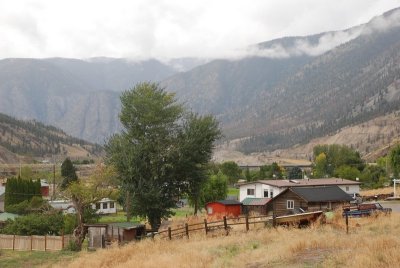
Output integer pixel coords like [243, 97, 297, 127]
[205, 200, 242, 218]
[242, 197, 271, 215]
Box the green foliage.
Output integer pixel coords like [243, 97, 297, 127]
[313, 144, 365, 178]
[0, 212, 64, 235]
[4, 177, 41, 211]
[334, 165, 361, 180]
[220, 161, 242, 184]
[389, 145, 400, 178]
[60, 158, 78, 189]
[203, 171, 228, 204]
[5, 196, 45, 215]
[360, 165, 387, 188]
[63, 214, 77, 235]
[106, 82, 221, 228]
[288, 166, 303, 180]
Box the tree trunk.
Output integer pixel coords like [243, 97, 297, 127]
[194, 197, 198, 216]
[148, 215, 161, 231]
[72, 197, 87, 250]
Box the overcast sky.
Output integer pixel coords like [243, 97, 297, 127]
[0, 0, 399, 60]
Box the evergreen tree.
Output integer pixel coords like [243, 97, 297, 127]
[60, 158, 78, 189]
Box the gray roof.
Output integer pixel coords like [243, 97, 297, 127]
[241, 178, 360, 188]
[290, 186, 353, 202]
[208, 200, 242, 206]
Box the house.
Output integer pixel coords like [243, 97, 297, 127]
[92, 198, 117, 214]
[205, 200, 242, 218]
[241, 197, 271, 215]
[49, 198, 117, 214]
[40, 180, 50, 198]
[239, 178, 361, 202]
[48, 199, 76, 214]
[108, 222, 146, 242]
[269, 186, 354, 216]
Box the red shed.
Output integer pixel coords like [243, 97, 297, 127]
[40, 180, 49, 197]
[205, 200, 242, 218]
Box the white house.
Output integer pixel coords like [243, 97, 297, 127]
[91, 198, 117, 214]
[48, 199, 76, 214]
[239, 178, 361, 202]
[49, 198, 117, 214]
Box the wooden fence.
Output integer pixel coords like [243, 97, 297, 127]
[0, 234, 72, 251]
[154, 211, 323, 240]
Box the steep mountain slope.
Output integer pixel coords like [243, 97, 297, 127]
[0, 112, 103, 164]
[163, 7, 400, 153]
[0, 58, 179, 142]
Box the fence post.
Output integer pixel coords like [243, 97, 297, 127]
[44, 235, 47, 251]
[168, 227, 172, 240]
[345, 211, 349, 234]
[61, 231, 65, 249]
[204, 219, 208, 235]
[223, 216, 228, 230]
[31, 235, 33, 251]
[185, 223, 189, 239]
[12, 235, 15, 251]
[245, 215, 249, 231]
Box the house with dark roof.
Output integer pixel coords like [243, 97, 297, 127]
[269, 186, 353, 216]
[239, 178, 360, 202]
[205, 200, 242, 218]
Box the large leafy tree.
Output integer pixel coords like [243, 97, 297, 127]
[63, 164, 117, 250]
[106, 82, 220, 228]
[220, 161, 242, 184]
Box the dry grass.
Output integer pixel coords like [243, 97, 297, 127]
[361, 187, 393, 196]
[54, 211, 400, 268]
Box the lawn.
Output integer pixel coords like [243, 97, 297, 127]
[228, 187, 239, 198]
[98, 211, 142, 223]
[0, 249, 77, 268]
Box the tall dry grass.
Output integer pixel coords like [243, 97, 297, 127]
[361, 187, 393, 196]
[55, 212, 400, 268]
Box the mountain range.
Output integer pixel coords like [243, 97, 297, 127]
[0, 7, 399, 159]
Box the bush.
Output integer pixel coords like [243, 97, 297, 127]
[0, 212, 64, 235]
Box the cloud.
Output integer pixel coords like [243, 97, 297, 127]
[0, 0, 399, 60]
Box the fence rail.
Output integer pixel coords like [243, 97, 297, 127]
[0, 234, 72, 251]
[155, 212, 323, 241]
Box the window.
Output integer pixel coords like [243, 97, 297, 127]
[207, 207, 213, 215]
[96, 203, 100, 210]
[346, 186, 349, 191]
[103, 203, 108, 209]
[247, 188, 255, 195]
[264, 190, 269, 198]
[287, 200, 294, 209]
[270, 191, 273, 198]
[110, 202, 115, 209]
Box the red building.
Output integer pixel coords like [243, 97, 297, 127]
[40, 180, 49, 198]
[205, 200, 242, 218]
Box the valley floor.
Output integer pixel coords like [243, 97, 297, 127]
[54, 211, 400, 268]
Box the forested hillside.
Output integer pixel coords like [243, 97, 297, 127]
[0, 113, 102, 161]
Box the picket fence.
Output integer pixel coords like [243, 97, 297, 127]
[0, 234, 72, 251]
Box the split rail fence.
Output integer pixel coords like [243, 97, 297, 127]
[155, 215, 273, 240]
[0, 234, 72, 251]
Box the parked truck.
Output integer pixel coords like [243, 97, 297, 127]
[343, 202, 392, 217]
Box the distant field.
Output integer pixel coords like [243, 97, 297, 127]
[55, 211, 400, 268]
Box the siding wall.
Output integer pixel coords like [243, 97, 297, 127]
[272, 191, 305, 217]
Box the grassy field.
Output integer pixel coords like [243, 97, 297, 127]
[0, 250, 77, 268]
[55, 211, 400, 268]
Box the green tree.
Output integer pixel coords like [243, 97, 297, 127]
[203, 171, 228, 204]
[314, 152, 328, 178]
[4, 177, 41, 211]
[334, 165, 361, 180]
[220, 161, 242, 184]
[177, 114, 221, 215]
[288, 166, 303, 180]
[106, 82, 220, 229]
[0, 212, 64, 235]
[389, 145, 400, 178]
[60, 158, 78, 189]
[62, 164, 117, 250]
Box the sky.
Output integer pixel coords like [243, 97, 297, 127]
[0, 0, 399, 60]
